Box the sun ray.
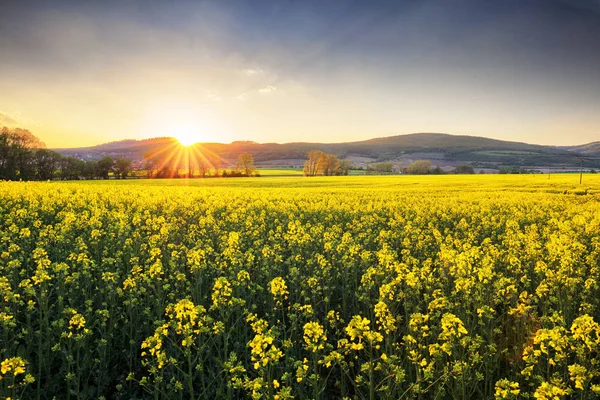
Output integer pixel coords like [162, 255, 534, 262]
[141, 139, 230, 179]
[144, 141, 182, 178]
[190, 144, 228, 176]
[173, 125, 199, 147]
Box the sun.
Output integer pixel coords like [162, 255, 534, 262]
[173, 125, 199, 147]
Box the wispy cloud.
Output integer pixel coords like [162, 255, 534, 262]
[258, 85, 277, 94]
[241, 68, 264, 76]
[0, 111, 19, 125]
[206, 91, 222, 102]
[0, 110, 42, 127]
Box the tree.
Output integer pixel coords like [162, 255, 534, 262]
[303, 151, 346, 176]
[237, 153, 256, 176]
[368, 162, 394, 174]
[114, 157, 133, 179]
[320, 153, 341, 176]
[406, 160, 432, 175]
[0, 126, 46, 180]
[303, 151, 347, 176]
[453, 164, 475, 174]
[83, 160, 99, 180]
[59, 156, 85, 180]
[97, 156, 114, 179]
[303, 150, 325, 177]
[209, 155, 222, 177]
[197, 158, 211, 178]
[33, 149, 62, 180]
[339, 160, 351, 176]
[432, 166, 444, 174]
[143, 155, 159, 178]
[143, 144, 182, 178]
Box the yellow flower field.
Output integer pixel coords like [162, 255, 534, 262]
[1, 174, 600, 399]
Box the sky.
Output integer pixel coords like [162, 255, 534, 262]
[1, 0, 600, 148]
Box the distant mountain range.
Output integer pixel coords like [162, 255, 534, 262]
[54, 133, 600, 170]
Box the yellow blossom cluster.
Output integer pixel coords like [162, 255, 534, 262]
[344, 315, 383, 351]
[66, 310, 90, 339]
[247, 314, 283, 370]
[2, 175, 600, 399]
[302, 321, 326, 352]
[269, 277, 289, 301]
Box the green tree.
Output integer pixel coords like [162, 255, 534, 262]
[83, 160, 99, 180]
[59, 156, 86, 180]
[97, 156, 115, 179]
[0, 126, 45, 180]
[114, 157, 133, 179]
[33, 149, 62, 180]
[406, 160, 432, 174]
[453, 164, 475, 174]
[339, 160, 351, 176]
[368, 162, 394, 174]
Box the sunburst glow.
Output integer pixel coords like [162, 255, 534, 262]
[173, 125, 199, 147]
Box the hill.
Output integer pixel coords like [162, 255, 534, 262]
[54, 133, 600, 169]
[561, 142, 600, 156]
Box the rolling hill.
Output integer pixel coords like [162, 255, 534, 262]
[561, 142, 600, 156]
[54, 133, 600, 169]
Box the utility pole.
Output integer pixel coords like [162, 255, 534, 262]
[579, 158, 584, 184]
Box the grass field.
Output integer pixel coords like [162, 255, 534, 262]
[1, 174, 600, 399]
[256, 168, 304, 177]
[83, 173, 600, 194]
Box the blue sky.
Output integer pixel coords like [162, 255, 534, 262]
[1, 0, 599, 147]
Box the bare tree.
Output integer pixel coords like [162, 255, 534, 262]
[237, 153, 256, 176]
[197, 158, 211, 178]
[321, 153, 341, 176]
[303, 150, 325, 176]
[304, 150, 346, 176]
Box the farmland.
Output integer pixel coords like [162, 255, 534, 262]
[1, 175, 600, 399]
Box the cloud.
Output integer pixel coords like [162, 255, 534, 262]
[241, 68, 264, 76]
[206, 91, 222, 102]
[0, 111, 42, 128]
[0, 111, 18, 125]
[258, 85, 277, 94]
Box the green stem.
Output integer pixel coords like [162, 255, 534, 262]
[313, 353, 319, 400]
[370, 344, 375, 400]
[187, 353, 195, 400]
[36, 301, 43, 400]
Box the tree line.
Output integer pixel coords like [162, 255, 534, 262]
[2, 126, 481, 181]
[0, 127, 135, 180]
[1, 127, 263, 181]
[302, 153, 478, 176]
[143, 144, 257, 178]
[365, 160, 476, 175]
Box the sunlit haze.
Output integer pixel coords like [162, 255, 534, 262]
[1, 0, 600, 148]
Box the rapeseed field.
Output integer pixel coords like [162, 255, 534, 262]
[1, 175, 599, 399]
